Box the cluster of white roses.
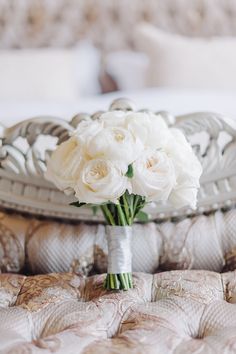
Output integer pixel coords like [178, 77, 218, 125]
[45, 111, 202, 208]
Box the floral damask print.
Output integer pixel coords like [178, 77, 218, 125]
[1, 271, 236, 352]
[16, 273, 83, 311]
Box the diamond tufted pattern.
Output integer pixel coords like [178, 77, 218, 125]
[1, 209, 236, 276]
[1, 270, 236, 353]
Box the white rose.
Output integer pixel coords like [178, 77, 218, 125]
[166, 128, 202, 209]
[74, 119, 102, 145]
[125, 112, 171, 149]
[45, 136, 83, 195]
[132, 148, 176, 202]
[168, 179, 200, 209]
[74, 159, 128, 204]
[87, 126, 144, 167]
[99, 110, 127, 127]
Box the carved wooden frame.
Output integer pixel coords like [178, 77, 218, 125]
[0, 98, 235, 222]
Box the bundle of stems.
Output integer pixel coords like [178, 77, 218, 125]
[101, 191, 146, 290]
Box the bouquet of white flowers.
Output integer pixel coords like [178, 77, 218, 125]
[45, 109, 202, 290]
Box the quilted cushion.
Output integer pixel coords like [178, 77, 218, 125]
[0, 208, 236, 275]
[1, 270, 236, 353]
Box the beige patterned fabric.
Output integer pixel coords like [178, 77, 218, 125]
[0, 208, 236, 276]
[0, 270, 236, 353]
[0, 0, 236, 51]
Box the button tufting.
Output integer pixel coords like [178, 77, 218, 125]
[0, 270, 236, 353]
[1, 208, 236, 275]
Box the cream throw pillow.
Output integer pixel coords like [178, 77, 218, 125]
[0, 49, 78, 100]
[135, 24, 236, 89]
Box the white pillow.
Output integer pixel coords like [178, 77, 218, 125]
[74, 41, 101, 96]
[135, 24, 236, 90]
[105, 50, 148, 90]
[0, 49, 79, 100]
[0, 44, 101, 101]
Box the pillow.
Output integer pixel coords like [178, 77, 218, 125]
[0, 44, 101, 101]
[0, 49, 79, 101]
[135, 24, 236, 89]
[105, 50, 148, 90]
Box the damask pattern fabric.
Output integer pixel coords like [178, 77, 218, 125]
[0, 208, 236, 275]
[0, 0, 236, 50]
[1, 270, 236, 353]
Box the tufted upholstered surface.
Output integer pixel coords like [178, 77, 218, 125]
[1, 0, 236, 50]
[1, 207, 236, 276]
[0, 270, 236, 353]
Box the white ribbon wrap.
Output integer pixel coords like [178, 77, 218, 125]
[106, 225, 132, 274]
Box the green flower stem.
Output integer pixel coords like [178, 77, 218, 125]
[128, 273, 133, 288]
[122, 194, 131, 225]
[101, 192, 147, 291]
[113, 274, 118, 289]
[116, 203, 127, 226]
[133, 195, 140, 215]
[129, 194, 134, 220]
[105, 273, 133, 291]
[100, 205, 116, 226]
[109, 274, 114, 289]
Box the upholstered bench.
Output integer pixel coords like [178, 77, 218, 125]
[1, 270, 236, 353]
[1, 100, 236, 353]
